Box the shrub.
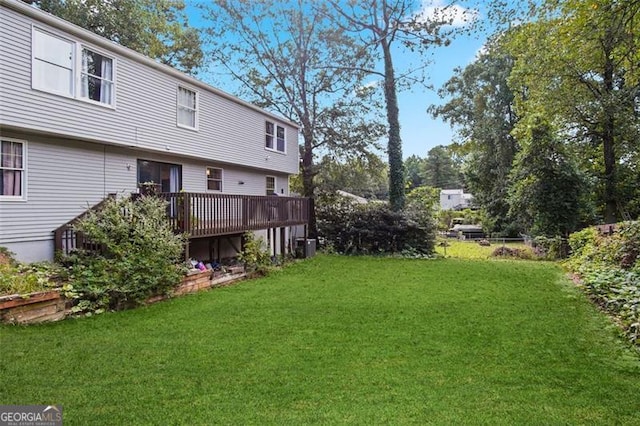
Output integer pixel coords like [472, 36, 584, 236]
[0, 248, 63, 296]
[316, 192, 436, 255]
[238, 232, 272, 276]
[491, 246, 532, 260]
[532, 236, 569, 260]
[62, 195, 186, 313]
[566, 221, 640, 345]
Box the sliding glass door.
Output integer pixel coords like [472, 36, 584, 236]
[137, 159, 182, 193]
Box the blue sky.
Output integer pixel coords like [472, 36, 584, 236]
[186, 1, 490, 159]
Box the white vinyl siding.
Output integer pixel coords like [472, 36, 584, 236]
[177, 86, 197, 129]
[0, 138, 26, 200]
[206, 167, 222, 191]
[2, 5, 299, 174]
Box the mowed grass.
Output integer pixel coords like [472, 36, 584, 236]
[1, 256, 639, 425]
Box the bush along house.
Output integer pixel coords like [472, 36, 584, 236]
[0, 0, 310, 263]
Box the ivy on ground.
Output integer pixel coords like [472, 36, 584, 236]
[566, 221, 640, 346]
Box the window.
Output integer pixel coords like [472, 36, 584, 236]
[276, 126, 285, 152]
[266, 176, 276, 195]
[81, 48, 113, 104]
[206, 167, 222, 191]
[32, 29, 74, 97]
[137, 159, 181, 193]
[1, 139, 26, 199]
[266, 121, 285, 153]
[177, 86, 198, 129]
[32, 28, 115, 106]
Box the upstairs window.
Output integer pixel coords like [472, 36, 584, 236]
[1, 139, 26, 199]
[266, 121, 285, 153]
[206, 167, 223, 191]
[177, 86, 198, 129]
[32, 28, 115, 107]
[32, 29, 74, 97]
[81, 48, 114, 105]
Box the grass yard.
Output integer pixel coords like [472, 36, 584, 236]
[1, 255, 639, 424]
[435, 239, 533, 259]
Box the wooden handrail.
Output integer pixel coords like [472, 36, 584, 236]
[53, 193, 311, 257]
[53, 193, 117, 255]
[156, 193, 310, 237]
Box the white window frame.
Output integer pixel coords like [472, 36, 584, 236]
[0, 138, 27, 201]
[265, 121, 286, 153]
[177, 86, 199, 130]
[266, 176, 276, 195]
[206, 167, 223, 192]
[79, 45, 115, 106]
[31, 26, 116, 108]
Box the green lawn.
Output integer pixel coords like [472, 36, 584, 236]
[2, 255, 639, 424]
[435, 239, 533, 259]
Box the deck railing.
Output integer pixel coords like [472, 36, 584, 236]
[155, 192, 310, 237]
[53, 194, 116, 256]
[53, 193, 310, 256]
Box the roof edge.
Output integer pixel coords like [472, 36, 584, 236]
[0, 0, 300, 129]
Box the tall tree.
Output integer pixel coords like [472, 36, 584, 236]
[202, 0, 385, 237]
[315, 154, 389, 200]
[325, 0, 471, 211]
[404, 155, 426, 189]
[507, 0, 640, 223]
[507, 115, 585, 237]
[31, 0, 203, 74]
[430, 35, 519, 235]
[422, 145, 463, 189]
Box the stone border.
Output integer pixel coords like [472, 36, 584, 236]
[0, 291, 66, 324]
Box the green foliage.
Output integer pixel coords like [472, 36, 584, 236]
[431, 34, 519, 236]
[0, 248, 65, 295]
[406, 186, 439, 214]
[35, 0, 203, 74]
[315, 154, 389, 200]
[507, 115, 585, 237]
[0, 261, 63, 296]
[62, 196, 186, 313]
[566, 221, 640, 344]
[532, 236, 569, 260]
[237, 233, 272, 276]
[316, 192, 435, 255]
[506, 0, 640, 222]
[491, 246, 533, 260]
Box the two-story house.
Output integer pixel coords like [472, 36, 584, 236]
[0, 0, 309, 263]
[439, 189, 473, 211]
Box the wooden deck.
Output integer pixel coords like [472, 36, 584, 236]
[54, 193, 311, 256]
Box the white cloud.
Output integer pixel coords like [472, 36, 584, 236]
[414, 0, 479, 28]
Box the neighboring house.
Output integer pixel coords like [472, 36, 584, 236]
[0, 0, 309, 263]
[439, 189, 473, 211]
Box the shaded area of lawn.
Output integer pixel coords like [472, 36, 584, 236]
[1, 256, 639, 424]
